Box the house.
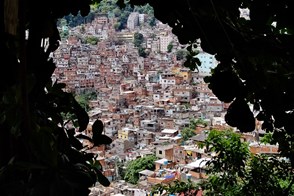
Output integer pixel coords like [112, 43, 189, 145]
[183, 145, 206, 164]
[118, 127, 137, 143]
[190, 130, 209, 144]
[160, 128, 179, 137]
[154, 158, 175, 171]
[155, 145, 174, 161]
[140, 119, 160, 132]
[249, 142, 279, 155]
[103, 119, 119, 138]
[158, 117, 176, 129]
[146, 168, 177, 185]
[136, 130, 155, 145]
[206, 96, 224, 112]
[173, 87, 193, 103]
[139, 169, 155, 181]
[184, 157, 210, 180]
[173, 145, 186, 164]
[178, 68, 192, 83]
[112, 139, 135, 154]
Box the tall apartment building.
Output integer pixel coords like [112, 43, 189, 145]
[138, 14, 145, 24]
[159, 34, 172, 53]
[127, 12, 139, 30]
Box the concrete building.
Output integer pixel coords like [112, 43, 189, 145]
[127, 12, 139, 30]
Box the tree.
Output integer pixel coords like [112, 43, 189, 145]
[123, 0, 294, 168]
[133, 32, 144, 47]
[176, 49, 188, 61]
[190, 118, 208, 128]
[152, 129, 294, 195]
[124, 155, 156, 184]
[181, 118, 208, 141]
[80, 25, 86, 34]
[199, 129, 250, 195]
[260, 132, 274, 144]
[138, 46, 148, 58]
[148, 16, 156, 27]
[75, 94, 90, 112]
[85, 36, 99, 45]
[181, 127, 196, 141]
[167, 41, 173, 53]
[198, 129, 294, 196]
[150, 180, 201, 195]
[0, 0, 112, 195]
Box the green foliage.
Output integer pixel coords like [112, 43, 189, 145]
[60, 1, 155, 31]
[75, 95, 90, 112]
[133, 32, 144, 47]
[113, 22, 121, 31]
[181, 118, 208, 141]
[241, 155, 294, 196]
[260, 132, 274, 144]
[200, 129, 249, 195]
[60, 30, 69, 40]
[151, 180, 200, 195]
[85, 36, 99, 45]
[96, 0, 118, 15]
[133, 3, 154, 15]
[176, 49, 188, 61]
[62, 12, 93, 28]
[114, 6, 132, 30]
[138, 46, 148, 58]
[80, 25, 86, 34]
[124, 155, 156, 184]
[190, 118, 208, 129]
[204, 129, 250, 176]
[167, 41, 173, 53]
[199, 129, 294, 196]
[74, 91, 97, 112]
[181, 127, 195, 141]
[148, 17, 156, 27]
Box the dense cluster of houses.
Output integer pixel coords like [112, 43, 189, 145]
[53, 12, 279, 196]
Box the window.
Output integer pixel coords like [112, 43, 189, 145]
[159, 150, 162, 154]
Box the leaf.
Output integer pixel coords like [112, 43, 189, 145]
[95, 169, 110, 187]
[64, 168, 96, 188]
[31, 127, 58, 167]
[92, 160, 103, 171]
[208, 66, 243, 103]
[116, 0, 126, 9]
[66, 128, 76, 137]
[93, 135, 112, 146]
[73, 100, 89, 132]
[225, 98, 255, 132]
[14, 161, 48, 170]
[75, 134, 93, 142]
[67, 148, 84, 163]
[83, 153, 95, 162]
[53, 82, 66, 90]
[69, 136, 83, 151]
[92, 119, 104, 136]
